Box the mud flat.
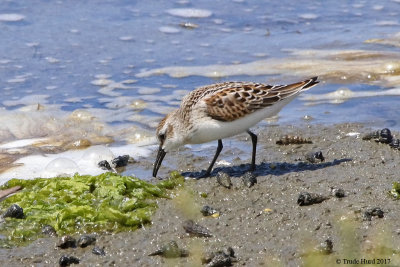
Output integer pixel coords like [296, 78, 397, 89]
[1, 123, 400, 266]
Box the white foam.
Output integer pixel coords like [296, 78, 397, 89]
[375, 20, 399, 26]
[372, 5, 384, 11]
[135, 48, 400, 87]
[119, 36, 134, 41]
[44, 157, 80, 177]
[94, 74, 112, 79]
[159, 26, 181, 34]
[45, 57, 60, 63]
[7, 78, 26, 83]
[0, 138, 47, 149]
[301, 87, 400, 104]
[166, 8, 212, 18]
[298, 13, 319, 20]
[81, 145, 114, 165]
[0, 144, 152, 184]
[137, 87, 161, 95]
[0, 13, 25, 22]
[3, 95, 49, 107]
[91, 79, 113, 86]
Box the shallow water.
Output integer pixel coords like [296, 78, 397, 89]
[1, 0, 400, 181]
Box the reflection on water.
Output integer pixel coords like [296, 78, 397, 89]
[1, 0, 400, 179]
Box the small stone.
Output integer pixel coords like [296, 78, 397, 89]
[42, 225, 57, 237]
[57, 235, 77, 249]
[200, 192, 208, 198]
[363, 207, 384, 221]
[92, 246, 106, 256]
[148, 241, 189, 258]
[216, 172, 232, 189]
[225, 247, 235, 257]
[206, 252, 232, 267]
[315, 239, 333, 254]
[241, 172, 257, 188]
[77, 235, 96, 248]
[59, 255, 80, 266]
[297, 192, 329, 206]
[201, 205, 218, 217]
[377, 128, 392, 143]
[331, 188, 345, 198]
[305, 151, 325, 163]
[98, 160, 111, 170]
[2, 204, 24, 219]
[389, 139, 400, 150]
[362, 128, 393, 144]
[202, 247, 236, 266]
[111, 155, 130, 168]
[183, 220, 212, 237]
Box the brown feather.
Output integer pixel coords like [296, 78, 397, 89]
[202, 77, 318, 122]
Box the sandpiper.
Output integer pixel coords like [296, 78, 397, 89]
[153, 77, 319, 177]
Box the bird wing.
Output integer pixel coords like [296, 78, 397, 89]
[203, 77, 319, 122]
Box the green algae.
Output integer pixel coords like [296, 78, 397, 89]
[0, 172, 184, 248]
[389, 182, 400, 199]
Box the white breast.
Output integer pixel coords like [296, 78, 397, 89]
[187, 94, 298, 144]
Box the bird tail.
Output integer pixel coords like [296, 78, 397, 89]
[302, 76, 319, 91]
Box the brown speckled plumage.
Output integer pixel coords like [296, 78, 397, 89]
[180, 78, 318, 122]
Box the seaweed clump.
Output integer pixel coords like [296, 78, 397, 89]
[0, 172, 183, 248]
[389, 182, 400, 199]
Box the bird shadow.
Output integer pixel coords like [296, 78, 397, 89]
[181, 158, 352, 179]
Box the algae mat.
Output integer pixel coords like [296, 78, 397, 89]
[0, 172, 183, 248]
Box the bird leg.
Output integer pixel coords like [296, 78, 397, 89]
[204, 139, 223, 177]
[247, 130, 257, 171]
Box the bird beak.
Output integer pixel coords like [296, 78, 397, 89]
[153, 145, 166, 177]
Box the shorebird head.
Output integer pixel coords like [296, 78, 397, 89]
[153, 111, 185, 177]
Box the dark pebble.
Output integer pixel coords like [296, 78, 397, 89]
[183, 220, 212, 237]
[148, 241, 189, 258]
[362, 128, 393, 144]
[77, 235, 96, 248]
[59, 255, 80, 266]
[42, 225, 57, 237]
[57, 235, 77, 249]
[241, 172, 257, 188]
[202, 247, 236, 266]
[331, 188, 345, 198]
[298, 192, 329, 206]
[316, 239, 333, 254]
[206, 252, 232, 267]
[379, 128, 392, 143]
[111, 155, 130, 168]
[225, 247, 235, 257]
[363, 207, 384, 221]
[98, 160, 111, 170]
[389, 139, 400, 150]
[92, 246, 106, 256]
[2, 204, 24, 219]
[201, 205, 218, 217]
[305, 151, 325, 163]
[216, 172, 232, 189]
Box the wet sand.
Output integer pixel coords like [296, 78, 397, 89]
[1, 123, 400, 266]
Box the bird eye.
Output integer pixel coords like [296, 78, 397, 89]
[158, 133, 165, 141]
